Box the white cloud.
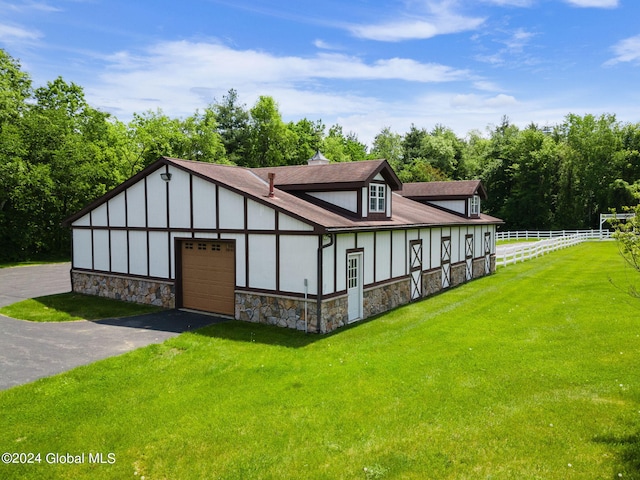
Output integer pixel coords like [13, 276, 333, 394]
[349, 15, 484, 41]
[480, 0, 535, 6]
[86, 40, 471, 122]
[475, 28, 537, 66]
[605, 35, 640, 66]
[0, 23, 41, 42]
[346, 0, 485, 42]
[450, 93, 518, 109]
[313, 39, 340, 50]
[473, 80, 503, 92]
[563, 0, 618, 7]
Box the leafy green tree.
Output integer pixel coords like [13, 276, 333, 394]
[0, 49, 31, 124]
[397, 159, 449, 183]
[402, 124, 427, 165]
[612, 203, 640, 297]
[321, 124, 368, 162]
[288, 118, 325, 164]
[478, 117, 520, 220]
[212, 89, 251, 165]
[247, 95, 297, 167]
[370, 127, 403, 170]
[556, 114, 623, 228]
[500, 126, 559, 229]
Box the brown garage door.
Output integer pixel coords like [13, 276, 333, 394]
[181, 240, 235, 315]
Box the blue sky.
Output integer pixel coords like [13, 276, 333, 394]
[1, 0, 639, 145]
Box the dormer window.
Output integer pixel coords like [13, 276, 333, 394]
[470, 195, 480, 216]
[369, 184, 386, 213]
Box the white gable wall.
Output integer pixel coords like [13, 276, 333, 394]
[111, 231, 128, 273]
[247, 199, 275, 230]
[109, 193, 126, 227]
[308, 191, 357, 213]
[73, 229, 92, 269]
[147, 173, 167, 228]
[429, 199, 465, 215]
[129, 231, 148, 276]
[192, 175, 216, 229]
[127, 181, 146, 227]
[92, 203, 108, 227]
[168, 167, 191, 229]
[148, 232, 169, 278]
[219, 188, 244, 229]
[279, 213, 314, 231]
[93, 230, 109, 271]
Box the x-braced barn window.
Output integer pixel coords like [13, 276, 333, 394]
[369, 184, 386, 213]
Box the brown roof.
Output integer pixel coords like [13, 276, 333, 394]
[64, 157, 501, 231]
[400, 180, 487, 200]
[253, 159, 402, 191]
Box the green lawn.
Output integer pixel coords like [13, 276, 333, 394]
[0, 293, 163, 322]
[496, 238, 541, 245]
[1, 242, 639, 479]
[0, 258, 70, 269]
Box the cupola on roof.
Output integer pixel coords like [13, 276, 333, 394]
[307, 150, 330, 166]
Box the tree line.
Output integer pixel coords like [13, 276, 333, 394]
[2, 48, 639, 261]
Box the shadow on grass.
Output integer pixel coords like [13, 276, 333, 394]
[191, 309, 386, 348]
[593, 432, 640, 479]
[193, 320, 323, 348]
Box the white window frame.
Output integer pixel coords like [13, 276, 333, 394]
[369, 184, 386, 213]
[470, 195, 480, 216]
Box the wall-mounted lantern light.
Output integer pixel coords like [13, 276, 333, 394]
[160, 172, 172, 182]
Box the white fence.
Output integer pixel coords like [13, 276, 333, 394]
[496, 229, 612, 241]
[495, 232, 601, 267]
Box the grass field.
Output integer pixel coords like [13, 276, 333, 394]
[1, 242, 639, 479]
[0, 293, 163, 322]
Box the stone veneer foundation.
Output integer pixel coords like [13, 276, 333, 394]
[72, 255, 496, 334]
[71, 271, 175, 309]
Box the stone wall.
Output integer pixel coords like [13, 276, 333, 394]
[472, 258, 487, 278]
[364, 278, 411, 317]
[71, 271, 175, 308]
[235, 292, 318, 332]
[321, 296, 348, 333]
[234, 278, 410, 334]
[423, 269, 441, 297]
[450, 263, 467, 287]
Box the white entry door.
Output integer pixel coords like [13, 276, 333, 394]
[347, 252, 363, 323]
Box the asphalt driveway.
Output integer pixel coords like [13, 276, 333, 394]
[0, 262, 72, 307]
[0, 264, 223, 390]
